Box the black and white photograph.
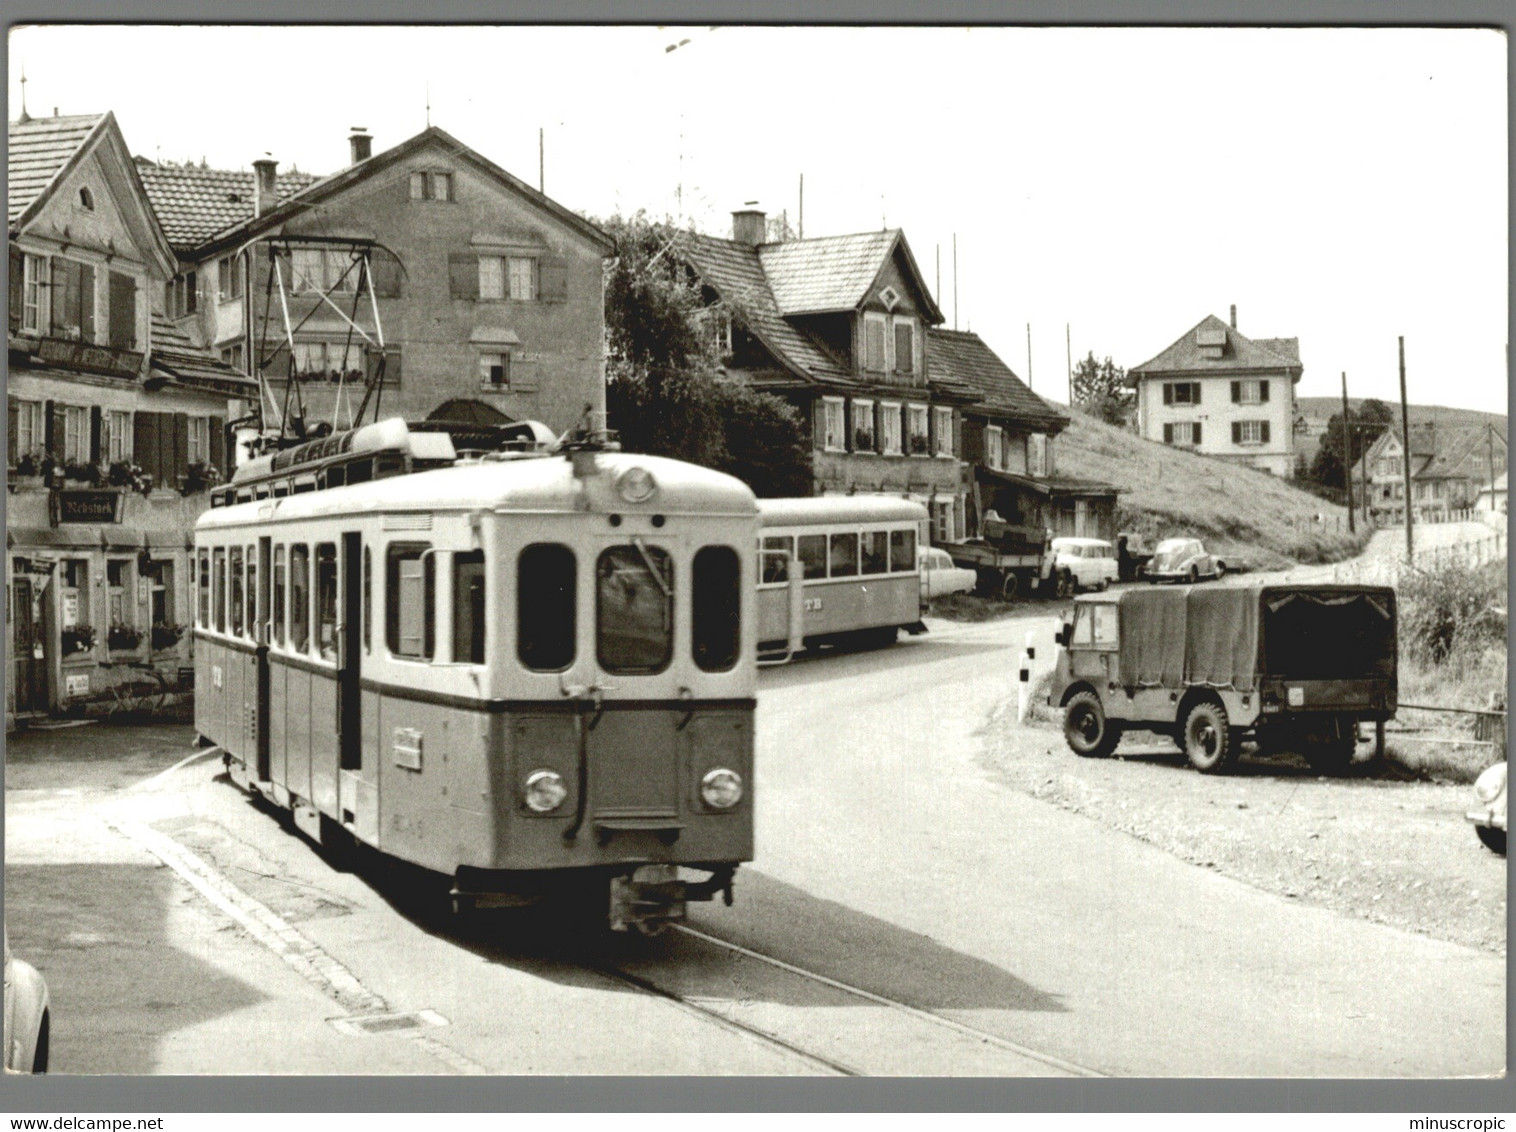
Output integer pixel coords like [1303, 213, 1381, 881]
[3, 17, 1508, 1105]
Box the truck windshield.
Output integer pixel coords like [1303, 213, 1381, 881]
[1263, 591, 1395, 679]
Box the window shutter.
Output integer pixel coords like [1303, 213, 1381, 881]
[1193, 423, 1202, 445]
[8, 246, 21, 333]
[1164, 423, 1173, 444]
[1261, 421, 1271, 444]
[448, 253, 479, 300]
[1260, 380, 1270, 403]
[843, 401, 854, 452]
[538, 256, 568, 303]
[79, 262, 96, 341]
[108, 270, 136, 349]
[90, 405, 102, 464]
[155, 411, 174, 483]
[1191, 383, 1200, 405]
[1231, 380, 1240, 403]
[1163, 383, 1173, 406]
[134, 411, 156, 479]
[174, 413, 190, 482]
[209, 416, 226, 477]
[1232, 421, 1241, 444]
[48, 401, 65, 460]
[7, 396, 18, 461]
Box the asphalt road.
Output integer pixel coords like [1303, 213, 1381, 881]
[3, 607, 1505, 1077]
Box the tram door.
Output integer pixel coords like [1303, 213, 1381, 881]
[255, 538, 272, 782]
[338, 532, 361, 773]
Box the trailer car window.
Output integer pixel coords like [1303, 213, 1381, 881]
[198, 549, 210, 628]
[889, 528, 915, 572]
[797, 534, 826, 579]
[290, 545, 309, 652]
[597, 544, 672, 675]
[386, 543, 434, 659]
[212, 548, 226, 633]
[861, 530, 888, 575]
[316, 543, 337, 661]
[230, 547, 244, 637]
[518, 544, 575, 671]
[362, 546, 371, 654]
[829, 532, 859, 577]
[760, 536, 791, 584]
[693, 546, 741, 673]
[246, 545, 258, 642]
[272, 546, 285, 646]
[453, 550, 486, 664]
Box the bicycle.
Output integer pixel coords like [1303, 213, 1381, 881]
[98, 660, 171, 718]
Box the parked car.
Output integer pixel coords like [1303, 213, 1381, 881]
[3, 931, 49, 1073]
[1050, 537, 1119, 592]
[1467, 762, 1507, 855]
[919, 547, 977, 600]
[1147, 537, 1225, 584]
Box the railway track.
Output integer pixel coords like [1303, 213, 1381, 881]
[592, 923, 1104, 1078]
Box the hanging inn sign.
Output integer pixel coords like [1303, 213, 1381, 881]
[49, 489, 125, 525]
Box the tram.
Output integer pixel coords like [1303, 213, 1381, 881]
[755, 496, 928, 656]
[194, 418, 794, 933]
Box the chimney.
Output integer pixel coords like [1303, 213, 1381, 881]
[349, 127, 372, 165]
[252, 156, 279, 217]
[1229, 304, 1237, 329]
[732, 204, 766, 247]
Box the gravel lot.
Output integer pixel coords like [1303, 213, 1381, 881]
[981, 704, 1508, 955]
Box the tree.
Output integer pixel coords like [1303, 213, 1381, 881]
[1309, 399, 1394, 490]
[597, 211, 810, 495]
[1070, 352, 1134, 426]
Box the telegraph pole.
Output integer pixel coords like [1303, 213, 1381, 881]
[1341, 372, 1355, 533]
[1026, 322, 1033, 392]
[1065, 323, 1073, 407]
[1398, 336, 1414, 559]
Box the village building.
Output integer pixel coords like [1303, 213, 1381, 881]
[1355, 420, 1508, 524]
[1474, 471, 1507, 516]
[8, 110, 253, 728]
[135, 125, 615, 445]
[681, 211, 976, 539]
[926, 328, 1119, 542]
[1128, 307, 1302, 478]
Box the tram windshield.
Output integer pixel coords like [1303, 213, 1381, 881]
[597, 543, 673, 674]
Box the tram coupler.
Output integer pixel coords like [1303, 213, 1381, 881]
[609, 865, 687, 934]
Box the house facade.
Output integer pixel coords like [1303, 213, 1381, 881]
[1128, 308, 1302, 477]
[682, 212, 973, 539]
[137, 126, 614, 444]
[927, 328, 1120, 542]
[7, 111, 253, 728]
[1356, 421, 1508, 524]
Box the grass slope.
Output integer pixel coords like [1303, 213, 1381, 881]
[1056, 410, 1370, 569]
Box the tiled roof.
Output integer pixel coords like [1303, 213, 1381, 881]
[683, 232, 856, 383]
[8, 113, 107, 225]
[135, 158, 320, 248]
[757, 230, 901, 315]
[149, 311, 257, 394]
[1413, 422, 1507, 481]
[1129, 314, 1304, 378]
[927, 328, 1070, 430]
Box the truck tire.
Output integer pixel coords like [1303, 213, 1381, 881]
[1183, 699, 1237, 773]
[1064, 691, 1121, 758]
[999, 571, 1020, 602]
[1055, 570, 1073, 599]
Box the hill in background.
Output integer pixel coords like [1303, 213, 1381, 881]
[1054, 410, 1368, 570]
[1294, 397, 1507, 463]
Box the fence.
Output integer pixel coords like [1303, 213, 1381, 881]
[1324, 529, 1506, 587]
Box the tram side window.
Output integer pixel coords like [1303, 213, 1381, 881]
[198, 549, 210, 628]
[692, 546, 740, 673]
[452, 551, 486, 664]
[797, 534, 827, 580]
[386, 543, 434, 659]
[290, 544, 310, 652]
[889, 528, 916, 572]
[316, 543, 338, 662]
[518, 544, 575, 671]
[829, 532, 859, 578]
[213, 548, 226, 633]
[229, 547, 244, 637]
[272, 546, 286, 647]
[362, 546, 371, 653]
[246, 545, 257, 642]
[861, 530, 888, 575]
[597, 543, 673, 675]
[759, 536, 791, 584]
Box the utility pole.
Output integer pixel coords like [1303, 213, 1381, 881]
[538, 127, 544, 194]
[1065, 323, 1072, 407]
[952, 234, 958, 331]
[1399, 336, 1414, 560]
[1341, 371, 1355, 534]
[798, 173, 804, 239]
[1026, 323, 1033, 392]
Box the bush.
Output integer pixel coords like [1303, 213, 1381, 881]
[1399, 562, 1507, 665]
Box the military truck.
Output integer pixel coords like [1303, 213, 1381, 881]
[1048, 585, 1397, 773]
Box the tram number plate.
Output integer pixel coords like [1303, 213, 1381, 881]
[393, 727, 423, 771]
[803, 597, 823, 612]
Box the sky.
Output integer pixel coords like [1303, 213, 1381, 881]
[8, 24, 1508, 414]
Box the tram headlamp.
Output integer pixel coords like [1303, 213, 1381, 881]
[615, 466, 658, 504]
[699, 768, 743, 810]
[524, 769, 568, 813]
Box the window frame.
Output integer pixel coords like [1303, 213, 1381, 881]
[517, 543, 577, 672]
[15, 398, 43, 456]
[907, 403, 930, 456]
[21, 254, 47, 332]
[62, 405, 88, 463]
[878, 401, 903, 455]
[933, 406, 954, 457]
[691, 545, 741, 674]
[851, 397, 875, 453]
[478, 350, 511, 389]
[986, 425, 1004, 469]
[451, 549, 487, 665]
[820, 396, 847, 452]
[385, 542, 435, 661]
[272, 545, 286, 647]
[105, 410, 132, 463]
[595, 543, 674, 676]
[289, 544, 310, 653]
[892, 316, 917, 375]
[315, 542, 338, 662]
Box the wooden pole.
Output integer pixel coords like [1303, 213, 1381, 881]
[538, 127, 544, 194]
[798, 173, 804, 240]
[1341, 371, 1355, 533]
[1066, 323, 1072, 407]
[1399, 336, 1414, 560]
[952, 234, 958, 331]
[1026, 322, 1033, 391]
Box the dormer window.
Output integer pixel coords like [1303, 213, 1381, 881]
[78, 186, 95, 210]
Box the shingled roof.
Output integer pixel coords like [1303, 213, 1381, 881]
[1129, 314, 1304, 381]
[148, 312, 258, 396]
[135, 158, 320, 248]
[9, 113, 109, 226]
[757, 230, 894, 315]
[928, 328, 1070, 432]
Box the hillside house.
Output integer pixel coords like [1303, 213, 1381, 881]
[681, 212, 975, 539]
[137, 126, 614, 443]
[1355, 421, 1508, 524]
[1128, 307, 1302, 478]
[1474, 472, 1506, 516]
[7, 110, 253, 727]
[927, 328, 1120, 542]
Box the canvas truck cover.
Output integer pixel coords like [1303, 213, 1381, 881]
[1116, 588, 1189, 687]
[1183, 586, 1263, 691]
[1259, 585, 1397, 680]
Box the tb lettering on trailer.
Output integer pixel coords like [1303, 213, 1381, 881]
[804, 596, 823, 612]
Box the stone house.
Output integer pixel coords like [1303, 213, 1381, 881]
[1355, 420, 1508, 524]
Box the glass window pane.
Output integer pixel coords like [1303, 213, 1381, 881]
[829, 532, 858, 578]
[199, 549, 211, 628]
[229, 547, 243, 636]
[597, 544, 673, 674]
[1070, 606, 1093, 647]
[453, 550, 486, 664]
[861, 530, 888, 575]
[290, 545, 309, 652]
[692, 546, 740, 673]
[518, 544, 575, 671]
[1092, 605, 1119, 648]
[760, 536, 791, 584]
[797, 534, 827, 579]
[362, 546, 371, 653]
[316, 543, 337, 661]
[479, 256, 504, 300]
[889, 528, 916, 572]
[385, 544, 433, 659]
[273, 546, 285, 646]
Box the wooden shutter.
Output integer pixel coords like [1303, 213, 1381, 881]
[1162, 383, 1173, 406]
[1231, 380, 1241, 403]
[1261, 421, 1271, 444]
[1193, 423, 1202, 445]
[1191, 382, 1200, 405]
[90, 406, 102, 464]
[174, 413, 190, 482]
[209, 416, 226, 477]
[1164, 423, 1173, 444]
[8, 246, 21, 333]
[448, 253, 479, 300]
[1260, 380, 1270, 402]
[48, 401, 65, 460]
[1231, 421, 1241, 444]
[108, 271, 136, 349]
[78, 262, 96, 341]
[538, 255, 568, 303]
[7, 396, 18, 461]
[134, 411, 157, 480]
